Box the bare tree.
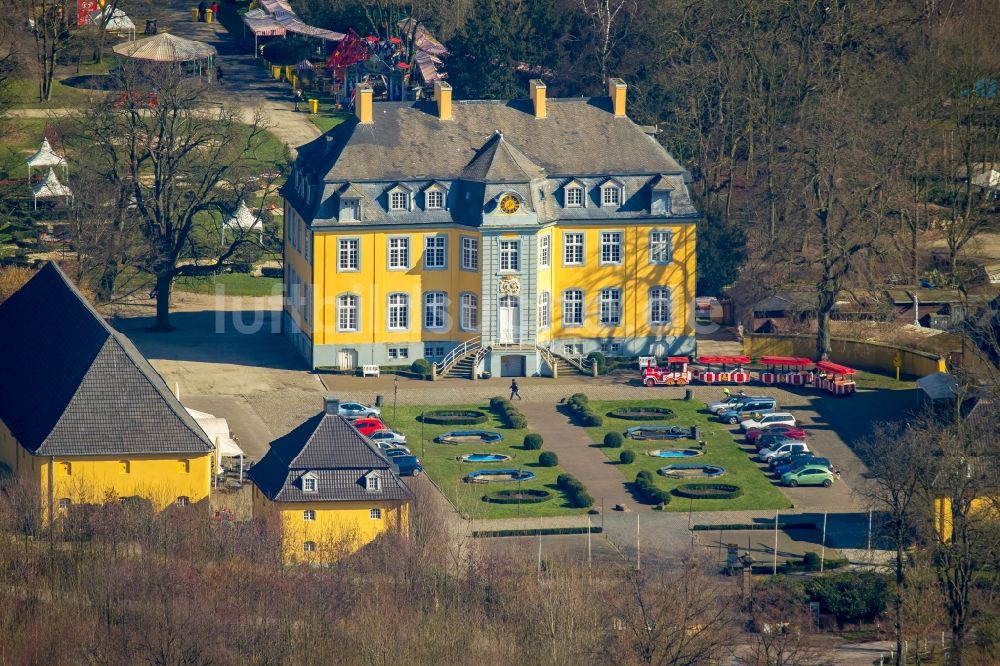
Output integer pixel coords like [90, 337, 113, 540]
[27, 0, 72, 102]
[738, 579, 830, 666]
[579, 0, 634, 84]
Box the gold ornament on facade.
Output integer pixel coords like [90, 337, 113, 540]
[498, 276, 521, 295]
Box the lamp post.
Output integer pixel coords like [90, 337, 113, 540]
[393, 375, 398, 420]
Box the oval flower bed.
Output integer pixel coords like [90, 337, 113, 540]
[420, 410, 489, 426]
[482, 489, 552, 504]
[672, 483, 743, 500]
[608, 406, 675, 421]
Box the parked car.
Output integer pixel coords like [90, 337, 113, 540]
[718, 399, 778, 425]
[781, 464, 836, 487]
[352, 417, 388, 437]
[368, 429, 408, 445]
[756, 432, 805, 452]
[374, 441, 411, 454]
[337, 401, 381, 419]
[384, 448, 410, 458]
[758, 441, 810, 463]
[708, 394, 772, 416]
[746, 425, 806, 444]
[392, 455, 423, 476]
[740, 412, 796, 432]
[773, 456, 831, 477]
[767, 449, 820, 470]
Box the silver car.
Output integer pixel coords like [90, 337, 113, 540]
[338, 401, 381, 419]
[369, 429, 408, 446]
[375, 441, 411, 454]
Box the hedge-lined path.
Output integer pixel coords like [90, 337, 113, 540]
[516, 401, 639, 512]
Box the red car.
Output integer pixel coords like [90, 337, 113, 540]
[352, 417, 388, 437]
[746, 424, 806, 444]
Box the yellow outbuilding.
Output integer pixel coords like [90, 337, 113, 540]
[0, 263, 214, 524]
[249, 397, 412, 563]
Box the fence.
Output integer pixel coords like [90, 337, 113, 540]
[743, 334, 947, 378]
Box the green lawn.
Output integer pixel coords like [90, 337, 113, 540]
[0, 119, 51, 180]
[174, 274, 281, 297]
[579, 399, 792, 511]
[7, 75, 110, 109]
[381, 404, 589, 520]
[308, 113, 349, 134]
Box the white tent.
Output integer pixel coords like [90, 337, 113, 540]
[32, 168, 73, 210]
[185, 407, 247, 481]
[224, 200, 263, 242]
[87, 7, 136, 41]
[26, 138, 67, 183]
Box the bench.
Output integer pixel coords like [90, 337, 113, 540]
[362, 364, 380, 378]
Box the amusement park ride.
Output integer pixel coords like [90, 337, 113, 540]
[639, 355, 857, 395]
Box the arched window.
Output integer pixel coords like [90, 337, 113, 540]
[460, 293, 478, 331]
[423, 292, 447, 330]
[387, 293, 409, 330]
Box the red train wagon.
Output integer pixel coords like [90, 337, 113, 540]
[690, 355, 752, 385]
[813, 360, 857, 396]
[758, 356, 814, 387]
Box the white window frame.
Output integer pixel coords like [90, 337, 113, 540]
[58, 498, 71, 510]
[563, 232, 584, 266]
[461, 236, 479, 271]
[601, 341, 623, 356]
[341, 197, 361, 222]
[367, 475, 382, 492]
[538, 234, 551, 269]
[370, 508, 382, 519]
[600, 231, 623, 265]
[337, 293, 359, 332]
[176, 496, 190, 507]
[424, 345, 445, 359]
[601, 183, 622, 207]
[649, 230, 674, 264]
[650, 287, 672, 325]
[303, 541, 317, 553]
[538, 291, 550, 329]
[338, 237, 360, 272]
[425, 189, 444, 210]
[303, 509, 316, 521]
[423, 291, 447, 330]
[565, 185, 584, 207]
[599, 288, 622, 326]
[424, 235, 447, 270]
[563, 289, 584, 327]
[389, 190, 409, 212]
[499, 240, 520, 272]
[387, 292, 410, 331]
[302, 475, 318, 493]
[388, 236, 410, 270]
[460, 293, 479, 331]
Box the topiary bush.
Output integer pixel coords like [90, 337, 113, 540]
[508, 414, 527, 429]
[620, 450, 635, 464]
[410, 358, 432, 376]
[564, 393, 604, 427]
[634, 470, 672, 506]
[482, 489, 552, 504]
[421, 410, 489, 426]
[523, 433, 543, 450]
[802, 551, 822, 571]
[556, 473, 593, 508]
[538, 451, 558, 467]
[608, 406, 676, 421]
[490, 396, 509, 412]
[672, 483, 743, 500]
[490, 396, 526, 429]
[587, 351, 607, 374]
[604, 432, 624, 448]
[570, 393, 589, 405]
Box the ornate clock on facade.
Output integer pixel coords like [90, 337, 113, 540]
[499, 194, 520, 214]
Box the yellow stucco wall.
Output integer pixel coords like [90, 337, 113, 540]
[744, 334, 947, 377]
[934, 496, 998, 543]
[285, 206, 314, 337]
[0, 421, 211, 518]
[252, 484, 409, 563]
[311, 226, 481, 345]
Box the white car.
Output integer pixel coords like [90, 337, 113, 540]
[338, 401, 381, 419]
[368, 430, 408, 446]
[707, 395, 771, 416]
[758, 441, 810, 463]
[374, 441, 411, 454]
[740, 412, 796, 432]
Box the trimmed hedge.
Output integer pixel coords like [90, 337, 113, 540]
[472, 526, 604, 538]
[523, 433, 543, 450]
[634, 470, 672, 506]
[421, 410, 489, 426]
[586, 351, 607, 374]
[620, 450, 636, 464]
[673, 483, 743, 500]
[608, 406, 676, 421]
[564, 393, 604, 427]
[604, 431, 623, 448]
[556, 473, 594, 508]
[410, 358, 432, 376]
[490, 397, 527, 429]
[482, 489, 552, 505]
[538, 451, 559, 467]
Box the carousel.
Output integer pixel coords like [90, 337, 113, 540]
[112, 32, 217, 80]
[813, 361, 857, 396]
[689, 355, 752, 385]
[758, 356, 814, 387]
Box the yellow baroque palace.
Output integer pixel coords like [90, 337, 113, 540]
[0, 263, 214, 522]
[281, 78, 700, 376]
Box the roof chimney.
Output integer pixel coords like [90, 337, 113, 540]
[355, 83, 373, 124]
[607, 77, 627, 117]
[529, 79, 546, 119]
[434, 80, 452, 121]
[323, 395, 340, 415]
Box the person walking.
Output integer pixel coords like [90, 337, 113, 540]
[211, 1, 219, 18]
[197, 0, 206, 21]
[509, 379, 522, 401]
[722, 387, 731, 399]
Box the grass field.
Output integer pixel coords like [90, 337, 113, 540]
[308, 113, 349, 134]
[174, 274, 281, 297]
[579, 398, 792, 511]
[0, 119, 51, 180]
[381, 404, 589, 520]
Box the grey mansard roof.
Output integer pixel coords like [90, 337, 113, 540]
[0, 262, 214, 457]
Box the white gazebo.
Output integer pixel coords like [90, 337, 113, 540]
[87, 7, 137, 41]
[32, 168, 73, 210]
[26, 137, 67, 183]
[224, 199, 264, 241]
[185, 407, 247, 482]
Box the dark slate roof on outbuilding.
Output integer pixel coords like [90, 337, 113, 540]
[0, 262, 214, 457]
[248, 412, 412, 503]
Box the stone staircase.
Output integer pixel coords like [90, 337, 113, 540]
[552, 356, 590, 377]
[444, 354, 477, 379]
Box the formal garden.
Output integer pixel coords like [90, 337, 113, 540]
[570, 396, 792, 511]
[383, 400, 592, 519]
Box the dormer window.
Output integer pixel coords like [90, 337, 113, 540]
[600, 180, 623, 207]
[390, 191, 409, 211]
[366, 472, 382, 492]
[563, 179, 586, 208]
[342, 198, 361, 221]
[426, 190, 443, 209]
[302, 473, 318, 493]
